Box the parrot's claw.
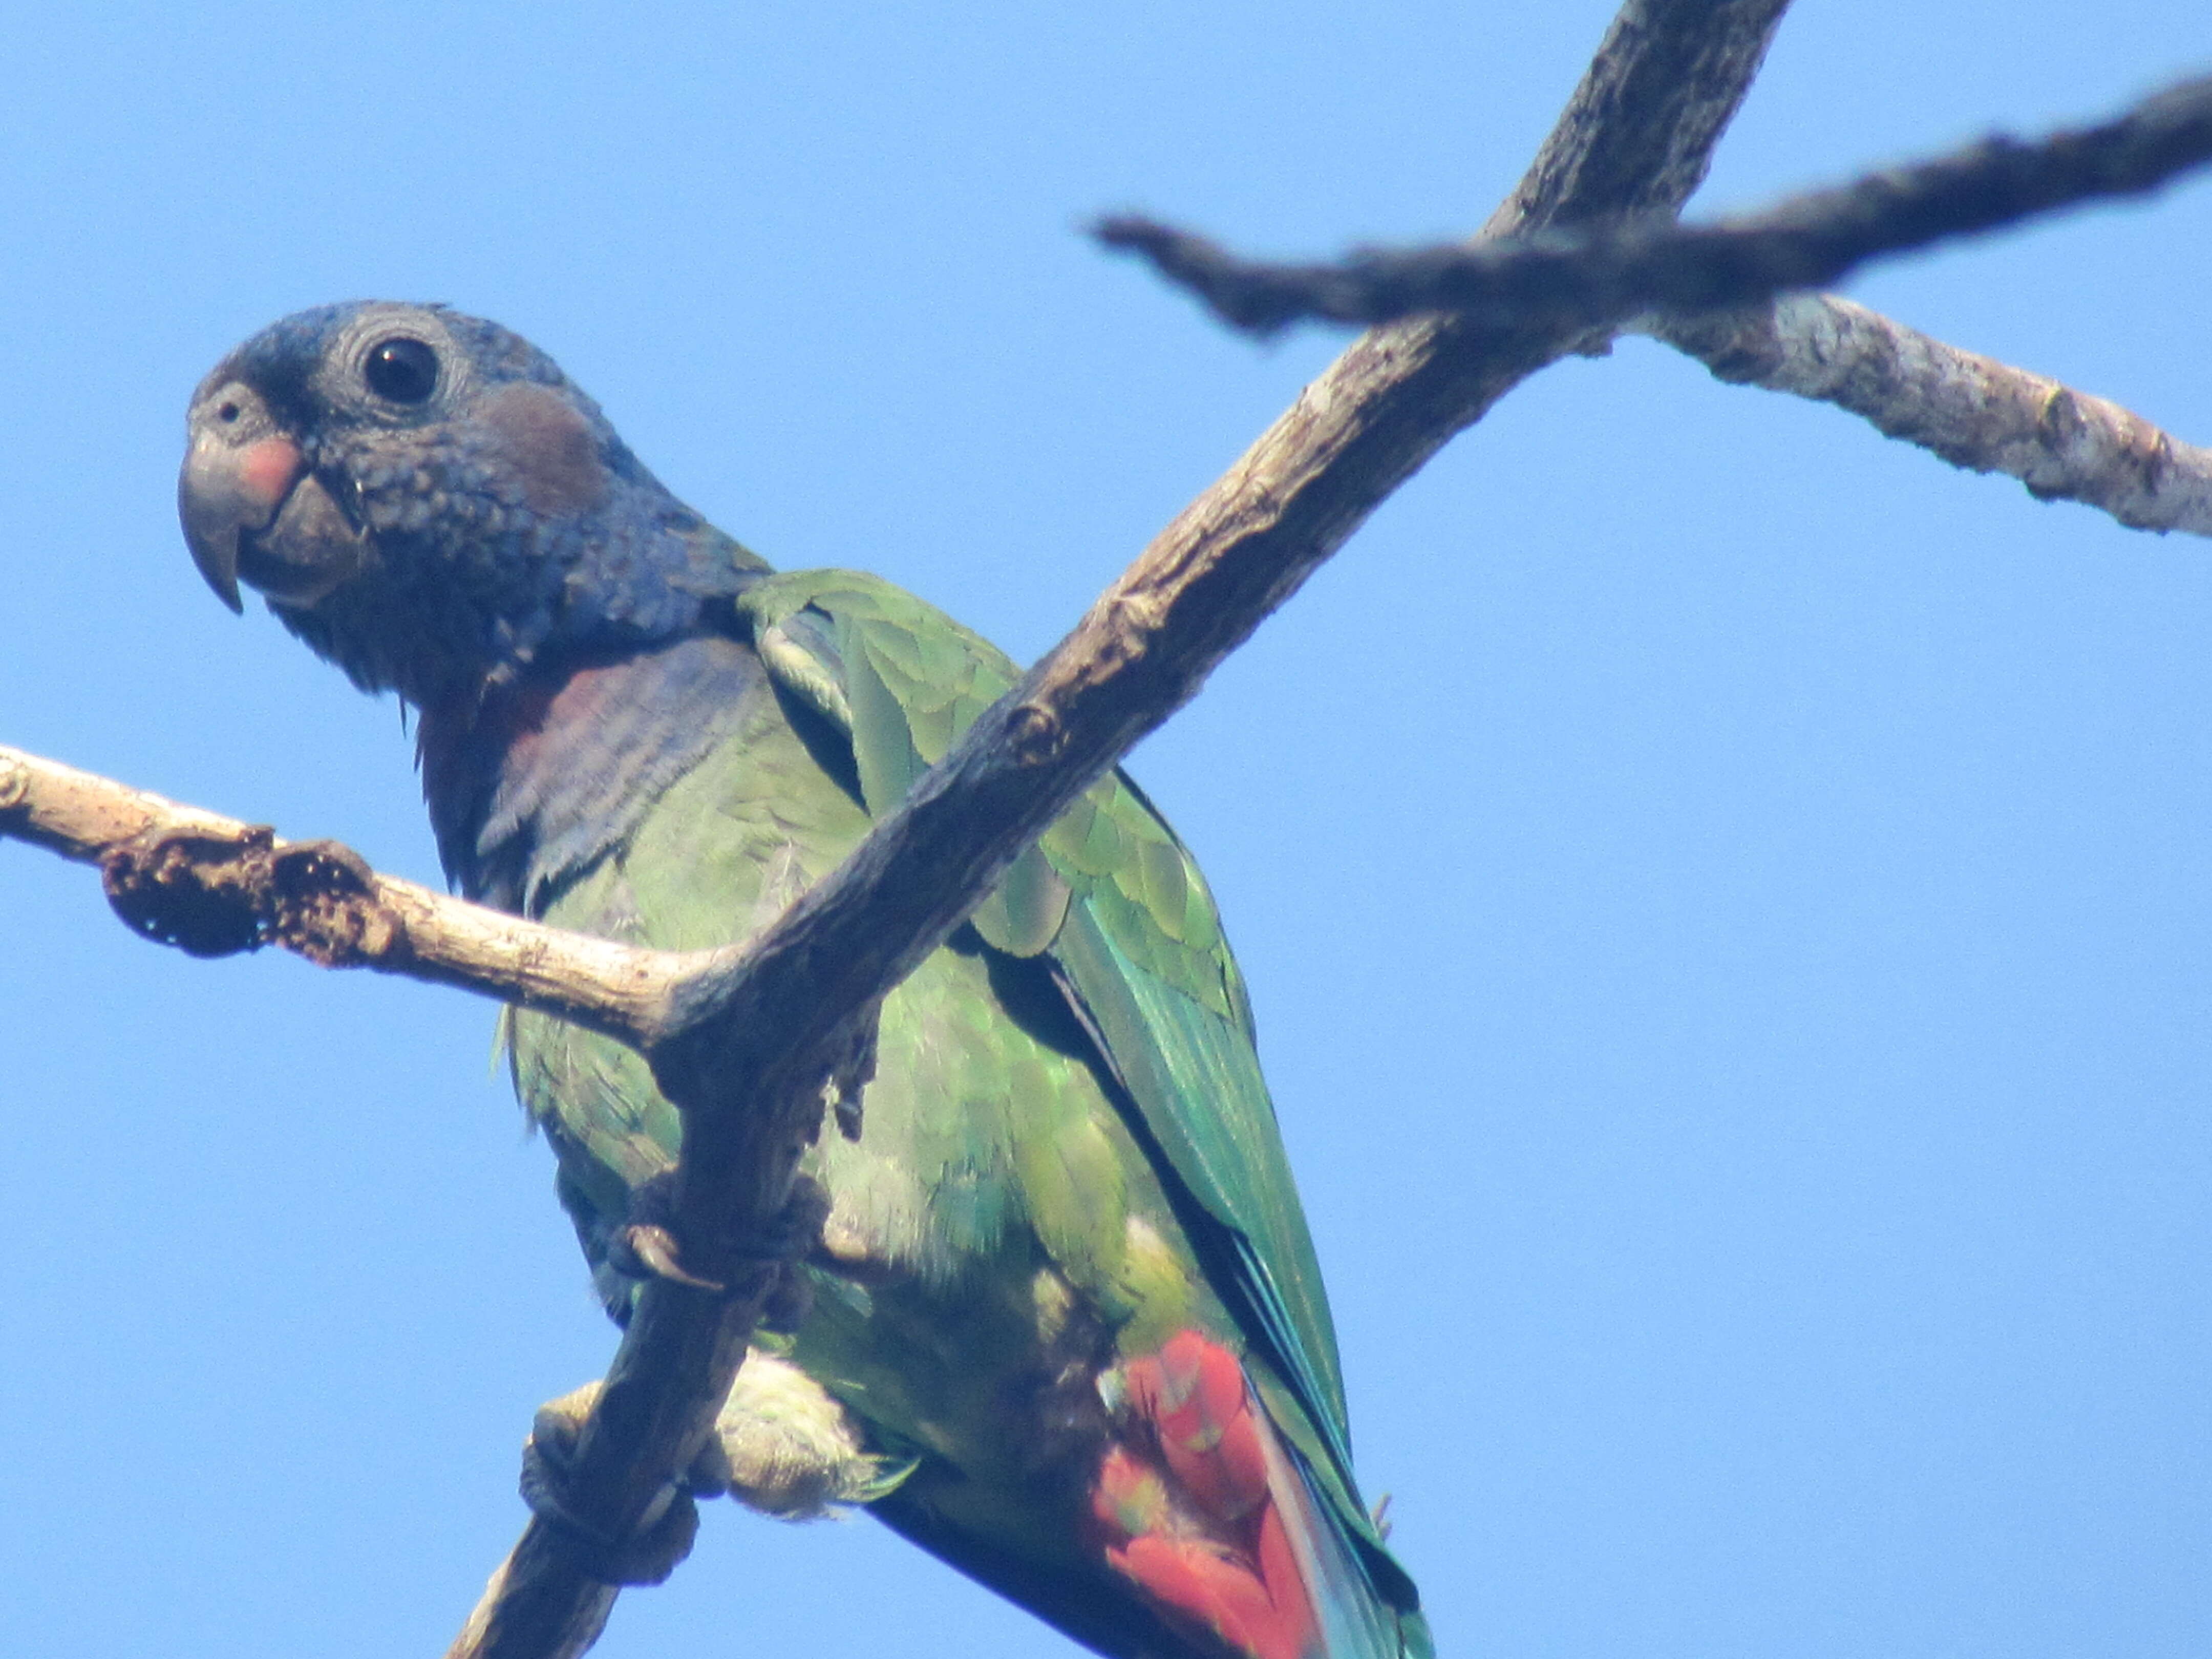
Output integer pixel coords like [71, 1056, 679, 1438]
[610, 1219, 725, 1292]
[606, 1172, 831, 1331]
[605, 1171, 725, 1291]
[520, 1392, 701, 1586]
[823, 1006, 880, 1142]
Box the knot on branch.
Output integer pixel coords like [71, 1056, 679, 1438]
[1008, 700, 1063, 764]
[97, 828, 405, 965]
[102, 824, 274, 957]
[267, 839, 399, 965]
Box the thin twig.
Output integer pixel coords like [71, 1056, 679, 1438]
[1098, 72, 2212, 337]
[1650, 293, 2212, 535]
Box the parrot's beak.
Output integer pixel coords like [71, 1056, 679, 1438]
[180, 384, 370, 613]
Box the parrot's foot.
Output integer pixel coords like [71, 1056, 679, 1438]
[695, 1349, 915, 1520]
[530, 1355, 910, 1540]
[605, 1171, 718, 1290]
[607, 1173, 830, 1332]
[520, 1385, 699, 1586]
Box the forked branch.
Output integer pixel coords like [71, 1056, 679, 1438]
[1102, 69, 2212, 541]
[38, 5, 2197, 1658]
[3, 5, 1801, 1655]
[6, 4, 1803, 1657]
[450, 5, 1803, 1649]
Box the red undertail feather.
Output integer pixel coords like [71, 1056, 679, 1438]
[1090, 1330, 1321, 1659]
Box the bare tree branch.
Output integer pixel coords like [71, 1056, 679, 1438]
[1487, 0, 1794, 232]
[1649, 293, 2212, 535]
[12, 4, 1800, 1656]
[12, 1, 2198, 1654]
[0, 745, 703, 1043]
[1097, 73, 2212, 337]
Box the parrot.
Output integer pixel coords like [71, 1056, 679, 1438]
[177, 302, 1432, 1659]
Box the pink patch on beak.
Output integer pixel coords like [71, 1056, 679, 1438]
[237, 437, 303, 511]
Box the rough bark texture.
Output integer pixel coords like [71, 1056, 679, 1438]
[1483, 0, 1794, 235]
[1653, 293, 2212, 535]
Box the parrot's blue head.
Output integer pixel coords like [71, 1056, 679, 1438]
[180, 302, 767, 707]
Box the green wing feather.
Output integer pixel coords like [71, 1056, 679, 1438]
[737, 570, 1392, 1569]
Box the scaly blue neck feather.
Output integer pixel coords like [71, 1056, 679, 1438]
[417, 632, 768, 913]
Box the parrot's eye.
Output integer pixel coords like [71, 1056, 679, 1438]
[364, 337, 439, 404]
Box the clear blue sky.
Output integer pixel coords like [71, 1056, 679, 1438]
[4, 4, 2209, 1655]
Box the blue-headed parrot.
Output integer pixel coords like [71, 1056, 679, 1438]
[178, 303, 1430, 1659]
